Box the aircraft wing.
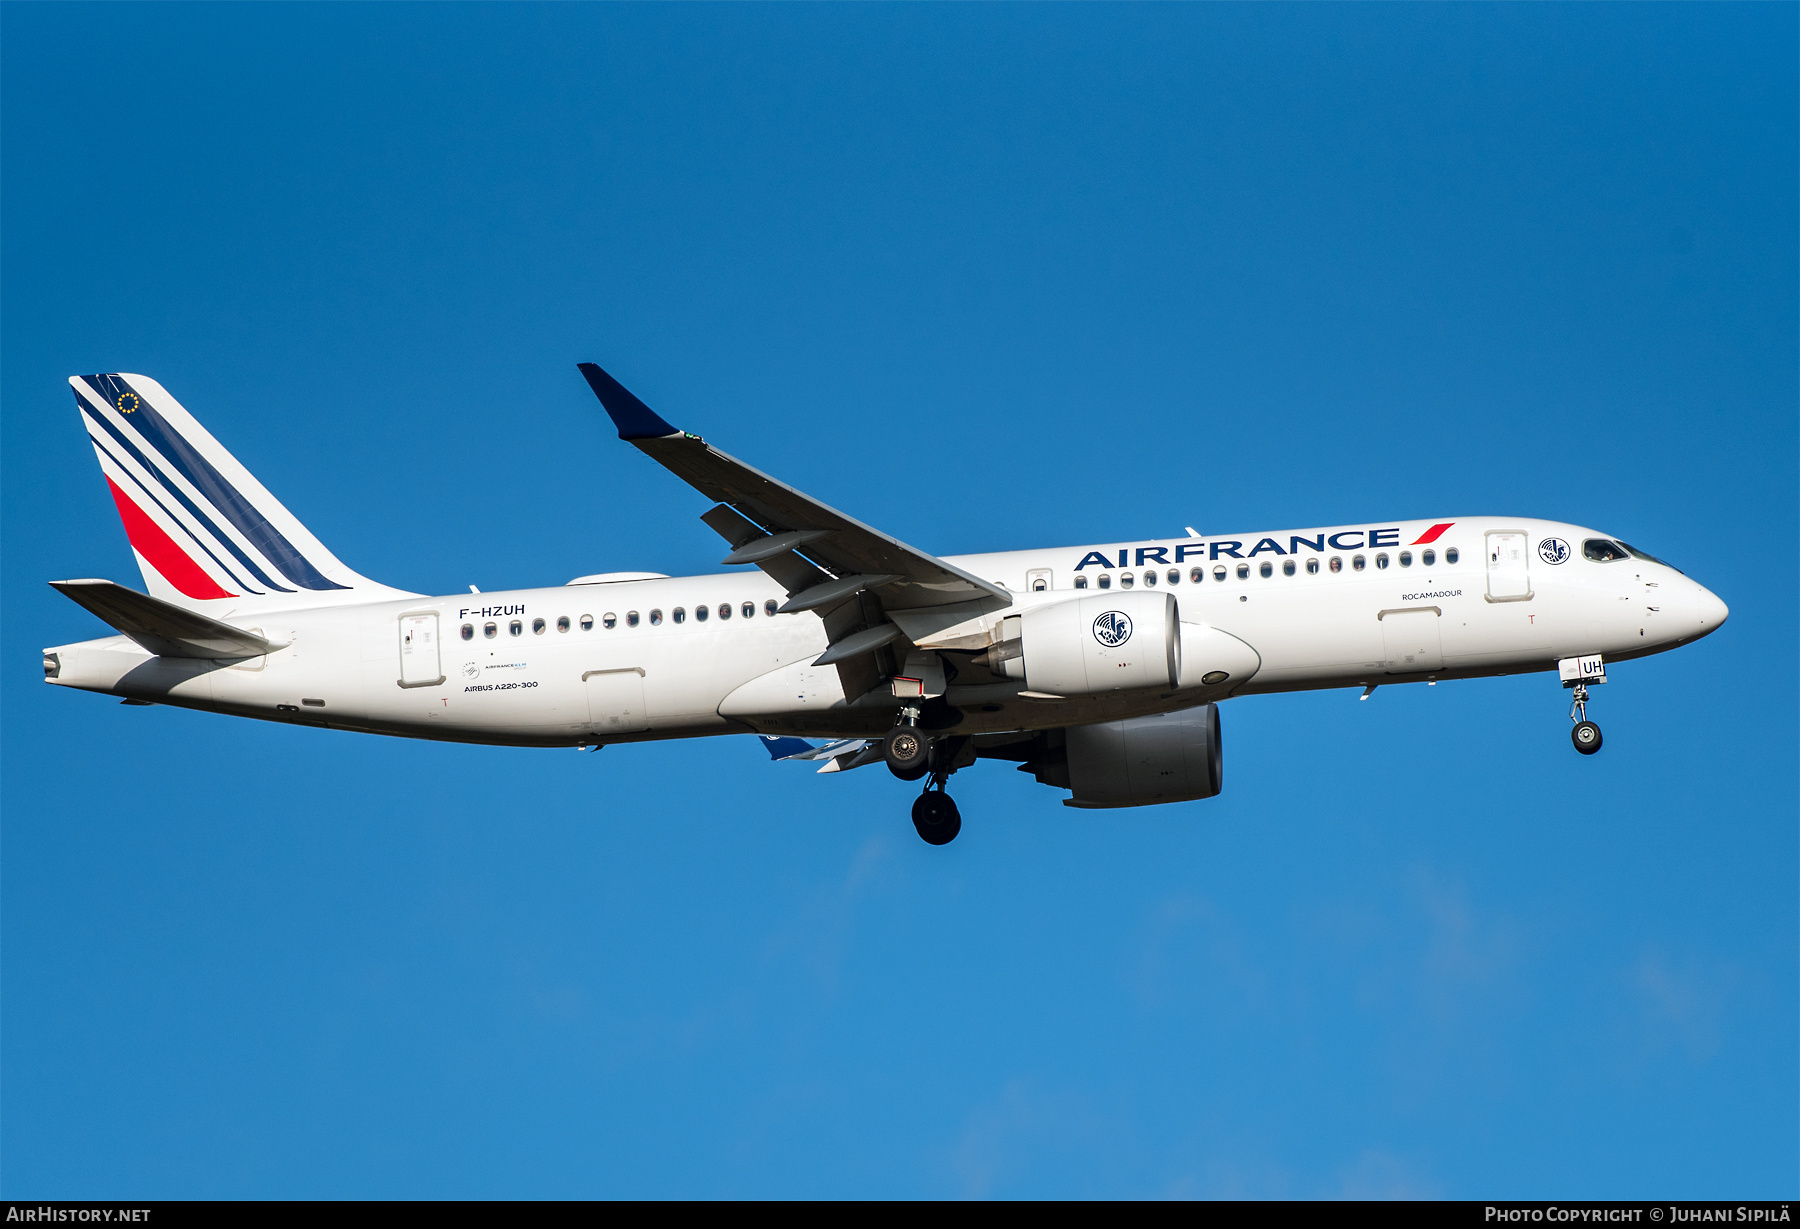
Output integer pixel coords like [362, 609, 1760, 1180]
[578, 363, 1012, 703]
[577, 363, 1008, 614]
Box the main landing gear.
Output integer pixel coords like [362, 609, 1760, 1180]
[1569, 682, 1603, 755]
[912, 785, 962, 845]
[886, 705, 964, 844]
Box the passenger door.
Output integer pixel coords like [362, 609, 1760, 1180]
[1485, 531, 1531, 601]
[585, 668, 647, 735]
[398, 613, 444, 687]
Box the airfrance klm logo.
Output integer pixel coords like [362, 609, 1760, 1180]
[1072, 523, 1455, 570]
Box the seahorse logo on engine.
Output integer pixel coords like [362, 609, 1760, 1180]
[1092, 610, 1133, 647]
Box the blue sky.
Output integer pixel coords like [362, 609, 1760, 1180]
[3, 3, 1793, 1198]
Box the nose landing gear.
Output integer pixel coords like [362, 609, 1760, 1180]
[1560, 655, 1607, 756]
[1569, 683, 1603, 755]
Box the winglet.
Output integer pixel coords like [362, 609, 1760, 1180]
[577, 363, 682, 439]
[759, 734, 817, 761]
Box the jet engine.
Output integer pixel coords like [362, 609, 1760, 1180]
[985, 703, 1224, 809]
[982, 591, 1179, 696]
[1063, 703, 1222, 808]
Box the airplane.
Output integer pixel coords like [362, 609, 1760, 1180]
[43, 366, 1729, 845]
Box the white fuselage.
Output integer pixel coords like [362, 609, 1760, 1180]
[44, 518, 1727, 747]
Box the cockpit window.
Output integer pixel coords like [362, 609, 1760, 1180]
[1583, 539, 1629, 563]
[1615, 540, 1680, 572]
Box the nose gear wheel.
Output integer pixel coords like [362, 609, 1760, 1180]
[1568, 682, 1603, 755]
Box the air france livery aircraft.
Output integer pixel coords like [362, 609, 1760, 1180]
[45, 366, 1728, 844]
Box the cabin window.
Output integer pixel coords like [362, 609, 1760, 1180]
[1120, 572, 1135, 588]
[1398, 551, 1412, 568]
[1421, 549, 1436, 567]
[1305, 559, 1319, 575]
[1236, 563, 1250, 580]
[601, 613, 615, 629]
[1352, 555, 1366, 571]
[1329, 556, 1342, 573]
[1189, 567, 1203, 584]
[1074, 575, 1089, 590]
[649, 609, 662, 625]
[509, 620, 522, 636]
[1445, 547, 1459, 565]
[557, 616, 570, 633]
[1376, 553, 1389, 569]
[1583, 539, 1629, 563]
[1259, 561, 1273, 578]
[695, 604, 709, 622]
[483, 622, 497, 638]
[765, 599, 779, 616]
[461, 624, 474, 641]
[626, 611, 639, 628]
[1213, 566, 1227, 582]
[1282, 559, 1295, 576]
[1098, 574, 1112, 589]
[718, 603, 732, 620]
[742, 602, 755, 619]
[1167, 569, 1180, 585]
[672, 607, 686, 624]
[1143, 570, 1157, 587]
[532, 618, 546, 635]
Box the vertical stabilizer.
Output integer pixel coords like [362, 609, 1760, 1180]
[71, 373, 410, 612]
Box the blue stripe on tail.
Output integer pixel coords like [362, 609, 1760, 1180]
[80, 375, 348, 591]
[82, 407, 293, 593]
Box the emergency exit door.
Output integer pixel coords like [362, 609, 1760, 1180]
[398, 613, 444, 687]
[1380, 608, 1443, 674]
[1486, 531, 1531, 601]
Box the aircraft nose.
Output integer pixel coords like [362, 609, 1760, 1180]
[1696, 585, 1728, 635]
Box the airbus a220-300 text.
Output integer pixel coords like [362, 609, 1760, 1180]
[43, 366, 1728, 844]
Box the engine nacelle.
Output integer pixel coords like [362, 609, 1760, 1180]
[1065, 702, 1222, 809]
[985, 591, 1179, 696]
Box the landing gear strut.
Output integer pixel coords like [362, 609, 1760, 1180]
[1569, 683, 1603, 755]
[893, 722, 967, 845]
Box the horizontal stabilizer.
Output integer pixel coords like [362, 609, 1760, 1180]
[50, 579, 283, 658]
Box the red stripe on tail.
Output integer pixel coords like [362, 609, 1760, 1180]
[1411, 522, 1455, 545]
[105, 477, 234, 599]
